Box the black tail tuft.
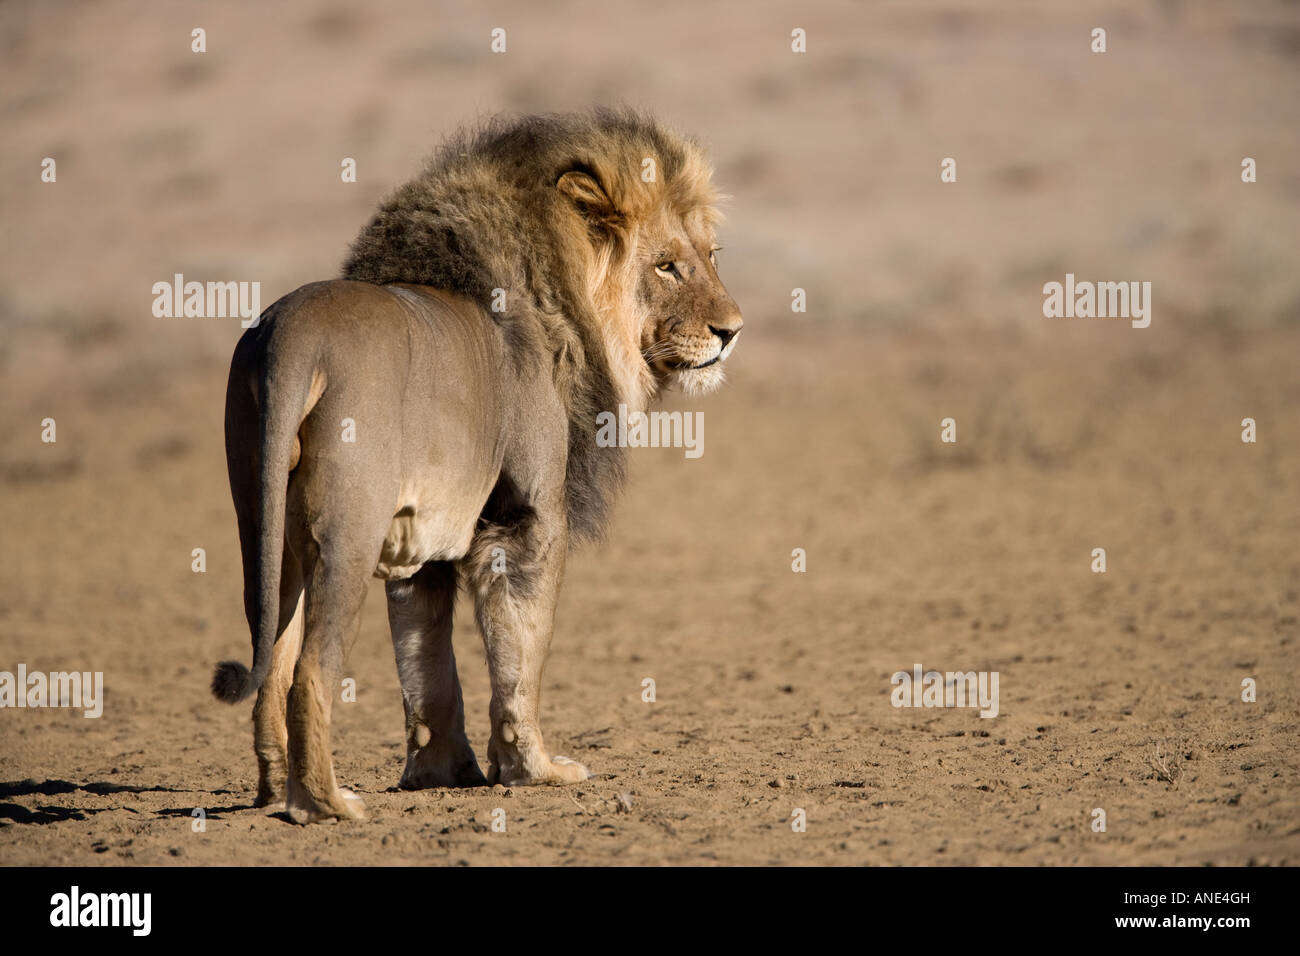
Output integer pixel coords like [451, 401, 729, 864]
[211, 661, 256, 704]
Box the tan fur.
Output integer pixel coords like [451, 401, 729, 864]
[286, 368, 326, 471]
[212, 111, 742, 823]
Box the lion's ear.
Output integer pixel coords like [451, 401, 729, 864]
[557, 168, 618, 223]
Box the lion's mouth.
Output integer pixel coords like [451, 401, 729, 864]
[682, 339, 740, 370]
[656, 333, 739, 373]
[666, 352, 724, 371]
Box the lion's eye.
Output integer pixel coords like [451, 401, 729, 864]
[655, 261, 678, 279]
[709, 248, 719, 266]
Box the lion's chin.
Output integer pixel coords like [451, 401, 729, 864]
[667, 363, 727, 397]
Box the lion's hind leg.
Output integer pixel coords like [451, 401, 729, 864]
[385, 561, 486, 789]
[251, 544, 304, 809]
[283, 566, 370, 824]
[282, 504, 389, 825]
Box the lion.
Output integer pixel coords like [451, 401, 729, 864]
[210, 109, 743, 824]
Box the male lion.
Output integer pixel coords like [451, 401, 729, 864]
[210, 110, 743, 823]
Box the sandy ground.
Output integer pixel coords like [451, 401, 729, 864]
[1, 0, 1298, 865]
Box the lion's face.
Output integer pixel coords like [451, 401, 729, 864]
[637, 214, 743, 396]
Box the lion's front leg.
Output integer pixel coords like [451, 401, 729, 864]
[385, 561, 486, 789]
[468, 507, 589, 786]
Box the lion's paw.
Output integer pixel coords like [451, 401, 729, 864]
[254, 788, 285, 811]
[399, 742, 487, 790]
[285, 783, 367, 825]
[494, 754, 591, 787]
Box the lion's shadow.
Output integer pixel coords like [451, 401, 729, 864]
[0, 778, 251, 826]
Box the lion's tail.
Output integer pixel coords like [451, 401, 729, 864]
[213, 316, 314, 705]
[211, 659, 258, 704]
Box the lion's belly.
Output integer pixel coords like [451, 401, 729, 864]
[373, 478, 485, 580]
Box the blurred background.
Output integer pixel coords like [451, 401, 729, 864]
[4, 0, 1298, 341]
[0, 0, 1297, 865]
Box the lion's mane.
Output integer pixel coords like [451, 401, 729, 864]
[341, 108, 720, 542]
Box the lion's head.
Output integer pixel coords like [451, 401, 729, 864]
[553, 164, 743, 400]
[636, 210, 744, 397]
[547, 113, 743, 402]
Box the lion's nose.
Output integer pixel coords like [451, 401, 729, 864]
[709, 309, 743, 347]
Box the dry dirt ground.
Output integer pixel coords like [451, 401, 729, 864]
[1, 1, 1298, 866]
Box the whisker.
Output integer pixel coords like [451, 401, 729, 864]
[640, 342, 678, 363]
